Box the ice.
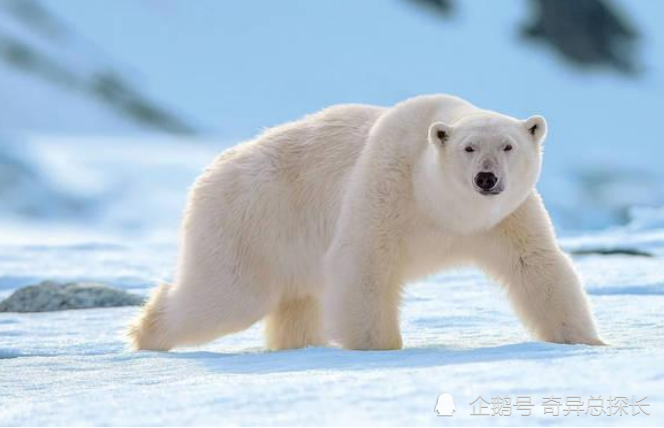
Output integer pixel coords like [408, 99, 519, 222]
[1, 233, 662, 425]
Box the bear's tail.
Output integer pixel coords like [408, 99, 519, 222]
[127, 282, 174, 351]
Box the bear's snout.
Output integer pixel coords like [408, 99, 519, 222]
[474, 172, 501, 195]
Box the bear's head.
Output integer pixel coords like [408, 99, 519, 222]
[420, 112, 547, 231]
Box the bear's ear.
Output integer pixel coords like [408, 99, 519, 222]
[523, 115, 547, 143]
[428, 122, 453, 146]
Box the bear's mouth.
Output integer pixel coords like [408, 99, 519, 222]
[478, 187, 503, 196]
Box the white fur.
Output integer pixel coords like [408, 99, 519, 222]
[128, 94, 604, 351]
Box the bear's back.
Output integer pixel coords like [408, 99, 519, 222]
[248, 103, 386, 186]
[189, 104, 386, 256]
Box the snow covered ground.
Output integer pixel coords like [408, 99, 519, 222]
[1, 225, 663, 426]
[0, 137, 663, 426]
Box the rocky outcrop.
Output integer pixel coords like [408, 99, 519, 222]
[0, 281, 144, 312]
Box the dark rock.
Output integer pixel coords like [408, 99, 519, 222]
[522, 0, 639, 74]
[406, 0, 454, 18]
[0, 281, 144, 312]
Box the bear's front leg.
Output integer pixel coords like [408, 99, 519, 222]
[503, 248, 604, 345]
[326, 147, 413, 350]
[325, 233, 404, 351]
[473, 192, 605, 345]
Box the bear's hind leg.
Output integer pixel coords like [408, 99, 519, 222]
[129, 273, 276, 351]
[265, 295, 326, 350]
[331, 279, 404, 351]
[128, 282, 174, 351]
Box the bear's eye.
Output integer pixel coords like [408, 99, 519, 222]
[464, 146, 475, 153]
[504, 144, 513, 152]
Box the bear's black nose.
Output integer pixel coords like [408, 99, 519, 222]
[475, 172, 498, 191]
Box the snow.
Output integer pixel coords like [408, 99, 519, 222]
[1, 228, 663, 426]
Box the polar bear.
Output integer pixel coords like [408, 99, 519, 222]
[128, 94, 604, 351]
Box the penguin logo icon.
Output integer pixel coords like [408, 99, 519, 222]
[435, 393, 456, 416]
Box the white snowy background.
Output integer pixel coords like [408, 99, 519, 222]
[0, 0, 663, 426]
